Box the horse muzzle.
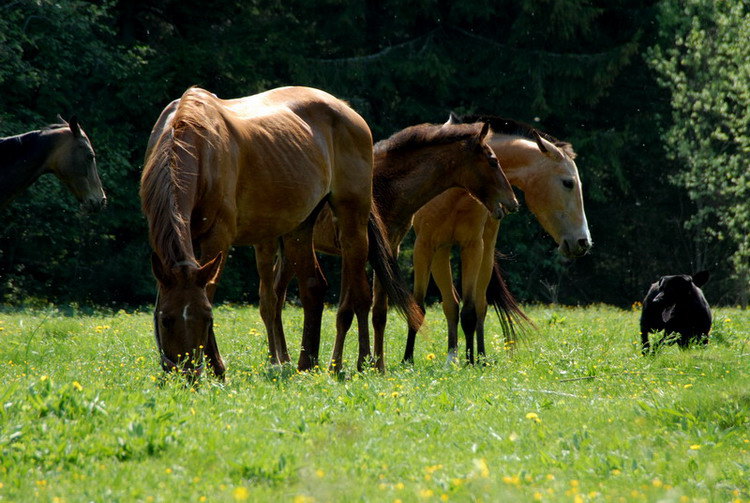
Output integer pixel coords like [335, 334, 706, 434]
[159, 351, 205, 378]
[80, 195, 107, 214]
[559, 236, 592, 258]
[492, 201, 519, 220]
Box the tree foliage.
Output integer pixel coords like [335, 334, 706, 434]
[648, 0, 750, 302]
[0, 0, 745, 307]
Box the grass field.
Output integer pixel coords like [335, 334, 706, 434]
[0, 303, 748, 502]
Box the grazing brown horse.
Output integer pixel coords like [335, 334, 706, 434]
[0, 117, 106, 212]
[141, 86, 415, 376]
[273, 122, 520, 371]
[405, 113, 591, 364]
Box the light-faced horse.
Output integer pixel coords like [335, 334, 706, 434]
[405, 113, 592, 364]
[0, 117, 106, 212]
[273, 122, 520, 371]
[140, 86, 411, 376]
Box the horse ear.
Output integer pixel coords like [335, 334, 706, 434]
[445, 112, 461, 125]
[151, 252, 174, 288]
[692, 270, 710, 287]
[532, 130, 564, 161]
[197, 252, 223, 287]
[68, 115, 82, 138]
[477, 121, 491, 143]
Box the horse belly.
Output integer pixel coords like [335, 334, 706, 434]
[232, 176, 329, 245]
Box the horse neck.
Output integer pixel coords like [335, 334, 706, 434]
[488, 135, 548, 191]
[0, 130, 55, 205]
[373, 146, 465, 232]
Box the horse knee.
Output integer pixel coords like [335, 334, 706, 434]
[460, 302, 477, 331]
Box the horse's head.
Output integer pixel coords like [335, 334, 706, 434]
[151, 253, 222, 376]
[459, 122, 519, 219]
[51, 116, 107, 213]
[523, 131, 592, 259]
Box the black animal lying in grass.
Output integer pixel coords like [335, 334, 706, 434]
[640, 271, 712, 353]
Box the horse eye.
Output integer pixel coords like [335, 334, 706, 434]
[562, 179, 575, 190]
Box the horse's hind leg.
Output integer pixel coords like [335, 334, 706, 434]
[475, 221, 499, 358]
[329, 198, 372, 372]
[403, 236, 432, 364]
[459, 240, 483, 365]
[430, 246, 460, 364]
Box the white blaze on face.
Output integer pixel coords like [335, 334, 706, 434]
[182, 304, 190, 322]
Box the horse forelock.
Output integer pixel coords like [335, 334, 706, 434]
[460, 114, 577, 159]
[374, 123, 486, 155]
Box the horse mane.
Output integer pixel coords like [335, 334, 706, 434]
[460, 114, 577, 160]
[374, 122, 485, 155]
[40, 123, 69, 132]
[140, 87, 226, 266]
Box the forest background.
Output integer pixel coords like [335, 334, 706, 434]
[0, 0, 748, 308]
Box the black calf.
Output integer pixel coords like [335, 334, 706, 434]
[640, 271, 712, 353]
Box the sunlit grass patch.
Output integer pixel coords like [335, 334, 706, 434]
[0, 304, 748, 501]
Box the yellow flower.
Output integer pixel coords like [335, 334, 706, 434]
[525, 412, 541, 423]
[426, 353, 436, 361]
[652, 478, 663, 488]
[391, 391, 400, 398]
[233, 487, 250, 501]
[689, 444, 701, 450]
[316, 469, 325, 478]
[473, 458, 490, 478]
[419, 489, 434, 498]
[683, 384, 693, 389]
[72, 381, 83, 391]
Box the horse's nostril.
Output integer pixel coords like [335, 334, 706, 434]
[578, 238, 591, 250]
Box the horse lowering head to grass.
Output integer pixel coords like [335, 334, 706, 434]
[0, 117, 106, 212]
[140, 86, 418, 377]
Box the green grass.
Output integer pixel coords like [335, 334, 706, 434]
[0, 304, 748, 502]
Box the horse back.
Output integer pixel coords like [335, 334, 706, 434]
[224, 87, 373, 243]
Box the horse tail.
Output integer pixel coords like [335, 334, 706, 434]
[367, 211, 424, 331]
[486, 254, 533, 344]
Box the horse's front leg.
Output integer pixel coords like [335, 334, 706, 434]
[281, 229, 328, 371]
[371, 277, 389, 372]
[200, 243, 229, 379]
[255, 241, 283, 364]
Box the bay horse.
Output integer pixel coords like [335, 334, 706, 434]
[0, 117, 106, 212]
[405, 113, 592, 364]
[272, 122, 520, 371]
[140, 86, 417, 376]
